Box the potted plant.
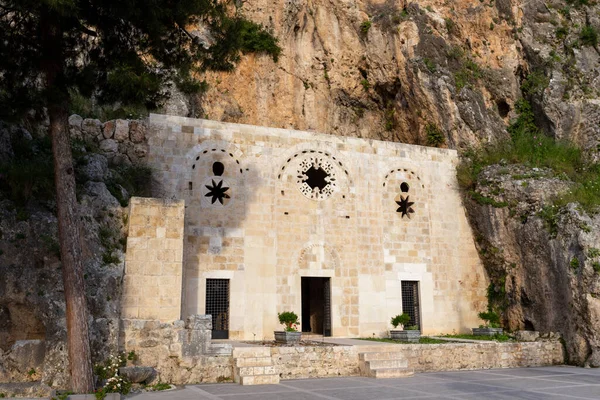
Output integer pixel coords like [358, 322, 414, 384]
[390, 313, 421, 342]
[274, 311, 301, 344]
[472, 310, 503, 336]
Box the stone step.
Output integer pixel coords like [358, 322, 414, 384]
[372, 368, 414, 379]
[239, 374, 280, 385]
[234, 356, 273, 367]
[365, 359, 408, 370]
[232, 347, 271, 358]
[235, 365, 277, 376]
[359, 351, 406, 361]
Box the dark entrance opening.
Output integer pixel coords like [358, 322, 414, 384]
[401, 281, 421, 330]
[206, 279, 230, 339]
[301, 277, 331, 336]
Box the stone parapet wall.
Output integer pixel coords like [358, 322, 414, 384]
[360, 341, 564, 373]
[271, 346, 359, 380]
[117, 325, 563, 384]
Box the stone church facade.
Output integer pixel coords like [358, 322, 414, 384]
[121, 114, 488, 340]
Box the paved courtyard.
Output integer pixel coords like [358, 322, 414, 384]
[129, 366, 600, 400]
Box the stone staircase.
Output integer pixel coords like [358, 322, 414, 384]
[359, 351, 414, 378]
[232, 347, 280, 385]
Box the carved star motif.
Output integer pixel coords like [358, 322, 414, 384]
[204, 179, 230, 205]
[396, 195, 415, 218]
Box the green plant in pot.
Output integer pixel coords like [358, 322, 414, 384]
[390, 313, 421, 342]
[472, 310, 503, 336]
[275, 311, 302, 344]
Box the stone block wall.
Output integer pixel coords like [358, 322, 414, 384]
[142, 114, 488, 339]
[121, 197, 185, 321]
[119, 316, 233, 384]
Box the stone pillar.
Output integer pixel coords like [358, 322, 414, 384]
[121, 197, 185, 321]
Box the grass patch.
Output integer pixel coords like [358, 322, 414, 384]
[441, 334, 513, 342]
[457, 96, 600, 214]
[148, 383, 171, 391]
[358, 337, 447, 344]
[425, 123, 445, 147]
[580, 24, 598, 47]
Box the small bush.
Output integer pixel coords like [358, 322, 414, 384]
[391, 313, 411, 328]
[360, 79, 370, 90]
[360, 20, 372, 35]
[570, 257, 580, 269]
[425, 123, 445, 147]
[478, 311, 501, 328]
[521, 70, 549, 96]
[580, 24, 598, 47]
[593, 262, 600, 273]
[278, 311, 299, 332]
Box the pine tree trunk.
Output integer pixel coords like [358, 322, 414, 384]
[49, 104, 95, 394]
[41, 6, 94, 393]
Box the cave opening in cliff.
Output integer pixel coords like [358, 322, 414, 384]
[497, 100, 510, 118]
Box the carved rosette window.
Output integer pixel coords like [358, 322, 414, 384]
[296, 156, 337, 200]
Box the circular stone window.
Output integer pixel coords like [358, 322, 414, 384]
[296, 156, 337, 200]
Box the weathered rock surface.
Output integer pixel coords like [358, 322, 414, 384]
[0, 122, 141, 387]
[465, 164, 600, 366]
[162, 1, 590, 160]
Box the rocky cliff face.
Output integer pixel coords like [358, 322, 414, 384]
[466, 164, 600, 366]
[174, 0, 599, 158]
[0, 118, 150, 393]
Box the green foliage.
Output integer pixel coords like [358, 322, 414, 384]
[425, 123, 445, 147]
[0, 134, 54, 206]
[454, 58, 482, 90]
[468, 191, 508, 208]
[360, 20, 372, 35]
[588, 248, 600, 258]
[555, 26, 569, 40]
[443, 334, 512, 342]
[94, 354, 131, 399]
[127, 351, 137, 362]
[278, 311, 299, 332]
[580, 24, 598, 47]
[538, 205, 560, 237]
[27, 368, 36, 376]
[422, 58, 436, 73]
[359, 337, 446, 344]
[593, 262, 600, 273]
[360, 79, 371, 90]
[521, 70, 549, 96]
[384, 105, 395, 131]
[390, 313, 411, 328]
[149, 382, 171, 391]
[570, 257, 580, 269]
[0, 0, 281, 120]
[106, 164, 152, 207]
[478, 311, 501, 328]
[445, 18, 458, 35]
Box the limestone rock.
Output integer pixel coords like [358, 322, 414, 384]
[99, 139, 118, 154]
[82, 118, 103, 139]
[103, 120, 116, 139]
[68, 115, 83, 140]
[129, 120, 146, 144]
[8, 340, 46, 373]
[78, 153, 108, 182]
[114, 119, 129, 142]
[515, 331, 540, 342]
[118, 366, 155, 383]
[465, 164, 600, 365]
